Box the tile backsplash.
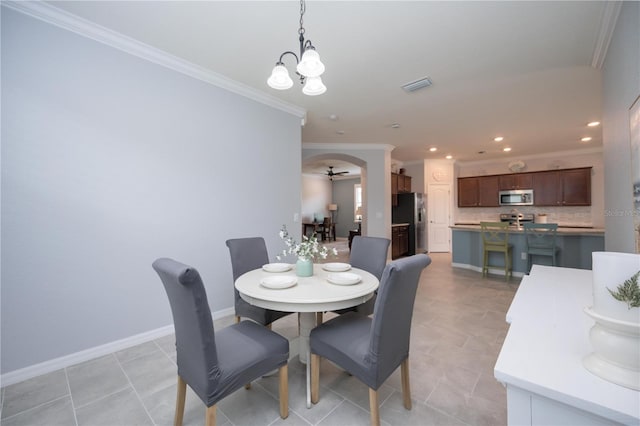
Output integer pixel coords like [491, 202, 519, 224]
[456, 206, 595, 227]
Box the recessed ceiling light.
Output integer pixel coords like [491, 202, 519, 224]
[494, 136, 504, 142]
[445, 155, 453, 160]
[503, 147, 512, 152]
[429, 147, 437, 152]
[391, 123, 401, 129]
[587, 121, 600, 127]
[581, 136, 592, 142]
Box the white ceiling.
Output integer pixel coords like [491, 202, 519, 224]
[48, 1, 611, 174]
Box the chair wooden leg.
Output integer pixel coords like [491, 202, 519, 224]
[175, 375, 187, 426]
[368, 388, 380, 426]
[505, 251, 510, 281]
[244, 381, 251, 390]
[311, 354, 320, 404]
[278, 364, 289, 419]
[482, 250, 488, 277]
[316, 312, 323, 325]
[205, 405, 216, 426]
[400, 358, 412, 410]
[235, 315, 241, 324]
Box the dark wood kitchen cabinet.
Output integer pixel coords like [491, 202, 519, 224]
[532, 171, 560, 205]
[458, 176, 499, 207]
[392, 172, 412, 206]
[459, 167, 591, 207]
[392, 173, 412, 193]
[400, 175, 412, 192]
[458, 177, 479, 207]
[559, 168, 591, 206]
[532, 167, 591, 206]
[499, 173, 533, 190]
[478, 176, 500, 207]
[392, 225, 409, 259]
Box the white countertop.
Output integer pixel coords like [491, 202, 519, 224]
[392, 223, 410, 227]
[494, 265, 639, 424]
[451, 223, 604, 236]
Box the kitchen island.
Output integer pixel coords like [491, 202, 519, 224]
[451, 224, 604, 276]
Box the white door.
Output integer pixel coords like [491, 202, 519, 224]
[428, 184, 451, 252]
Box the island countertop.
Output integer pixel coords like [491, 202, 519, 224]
[451, 223, 604, 236]
[494, 265, 639, 424]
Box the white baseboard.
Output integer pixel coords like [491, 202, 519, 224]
[1, 307, 235, 387]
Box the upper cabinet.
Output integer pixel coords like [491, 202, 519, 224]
[498, 173, 533, 190]
[458, 167, 592, 207]
[531, 171, 559, 205]
[458, 177, 479, 207]
[458, 176, 499, 207]
[532, 167, 591, 206]
[391, 172, 412, 206]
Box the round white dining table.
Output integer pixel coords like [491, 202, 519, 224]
[235, 263, 379, 407]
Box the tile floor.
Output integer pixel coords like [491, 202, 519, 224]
[1, 250, 520, 426]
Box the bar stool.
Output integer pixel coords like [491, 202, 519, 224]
[523, 223, 559, 273]
[480, 222, 512, 281]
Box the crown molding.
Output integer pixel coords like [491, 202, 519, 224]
[302, 143, 395, 152]
[2, 1, 306, 120]
[591, 1, 623, 69]
[455, 146, 603, 167]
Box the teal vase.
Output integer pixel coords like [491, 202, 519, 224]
[296, 257, 313, 277]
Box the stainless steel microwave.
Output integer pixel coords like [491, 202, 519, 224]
[499, 189, 534, 206]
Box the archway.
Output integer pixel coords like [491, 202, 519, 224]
[301, 144, 394, 241]
[302, 154, 366, 239]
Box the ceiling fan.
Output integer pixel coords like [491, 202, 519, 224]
[325, 166, 349, 180]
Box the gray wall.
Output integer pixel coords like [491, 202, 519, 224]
[603, 1, 640, 252]
[332, 178, 360, 238]
[1, 9, 302, 373]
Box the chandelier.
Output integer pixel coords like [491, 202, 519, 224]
[267, 0, 326, 96]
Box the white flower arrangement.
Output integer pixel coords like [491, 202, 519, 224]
[276, 225, 338, 262]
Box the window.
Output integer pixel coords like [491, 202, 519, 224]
[354, 184, 362, 220]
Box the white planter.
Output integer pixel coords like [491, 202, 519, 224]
[583, 252, 640, 390]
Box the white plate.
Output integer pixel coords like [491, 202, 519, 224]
[322, 262, 352, 272]
[262, 263, 292, 273]
[260, 276, 297, 289]
[327, 272, 362, 286]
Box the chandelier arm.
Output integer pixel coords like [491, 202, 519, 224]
[277, 51, 305, 85]
[278, 51, 299, 65]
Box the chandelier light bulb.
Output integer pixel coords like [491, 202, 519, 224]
[297, 48, 325, 78]
[302, 76, 327, 96]
[267, 64, 294, 90]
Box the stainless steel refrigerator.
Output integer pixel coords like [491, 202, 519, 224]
[392, 192, 427, 255]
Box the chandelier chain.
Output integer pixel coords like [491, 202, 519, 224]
[298, 0, 306, 36]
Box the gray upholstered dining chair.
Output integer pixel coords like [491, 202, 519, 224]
[310, 254, 432, 426]
[152, 258, 289, 426]
[226, 237, 293, 327]
[324, 236, 390, 321]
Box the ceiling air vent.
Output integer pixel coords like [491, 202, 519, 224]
[401, 76, 433, 93]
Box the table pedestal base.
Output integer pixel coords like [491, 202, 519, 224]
[298, 312, 317, 408]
